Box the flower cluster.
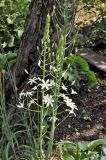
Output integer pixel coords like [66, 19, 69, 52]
[17, 77, 55, 109]
[60, 92, 77, 115]
[17, 77, 77, 116]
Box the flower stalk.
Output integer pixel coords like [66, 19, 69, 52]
[39, 14, 50, 158]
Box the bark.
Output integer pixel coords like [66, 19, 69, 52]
[13, 0, 76, 88]
[14, 0, 55, 86]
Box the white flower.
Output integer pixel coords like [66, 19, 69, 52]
[37, 46, 39, 51]
[63, 96, 77, 115]
[59, 93, 66, 98]
[38, 60, 41, 66]
[17, 101, 24, 108]
[64, 97, 77, 108]
[24, 69, 29, 74]
[28, 99, 36, 108]
[27, 77, 37, 85]
[19, 91, 33, 99]
[59, 93, 67, 99]
[39, 79, 50, 90]
[71, 89, 77, 94]
[48, 116, 58, 122]
[65, 109, 76, 115]
[61, 83, 67, 92]
[50, 65, 57, 72]
[32, 86, 37, 90]
[39, 79, 54, 90]
[43, 94, 54, 107]
[49, 79, 55, 87]
[64, 97, 73, 106]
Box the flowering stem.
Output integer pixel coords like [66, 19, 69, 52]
[46, 0, 69, 155]
[46, 34, 64, 159]
[39, 14, 50, 158]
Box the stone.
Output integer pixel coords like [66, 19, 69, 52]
[79, 48, 106, 73]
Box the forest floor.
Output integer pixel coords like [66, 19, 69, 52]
[55, 74, 106, 141]
[55, 4, 106, 142]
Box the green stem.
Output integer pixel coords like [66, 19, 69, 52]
[46, 1, 69, 157]
[39, 14, 50, 158]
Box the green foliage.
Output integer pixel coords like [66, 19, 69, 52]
[86, 70, 97, 88]
[0, 52, 17, 69]
[59, 139, 106, 160]
[63, 54, 97, 88]
[77, 0, 106, 49]
[0, 0, 30, 53]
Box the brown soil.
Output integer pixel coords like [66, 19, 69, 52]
[57, 5, 106, 142]
[55, 74, 106, 141]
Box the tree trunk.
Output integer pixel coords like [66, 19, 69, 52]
[14, 0, 55, 87]
[13, 0, 76, 89]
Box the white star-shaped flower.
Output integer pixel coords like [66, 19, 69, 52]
[19, 91, 33, 99]
[39, 79, 50, 90]
[49, 79, 55, 87]
[27, 77, 37, 85]
[61, 83, 67, 92]
[63, 96, 77, 115]
[43, 94, 54, 107]
[48, 116, 58, 122]
[39, 79, 54, 90]
[17, 101, 24, 108]
[32, 86, 37, 90]
[71, 89, 77, 94]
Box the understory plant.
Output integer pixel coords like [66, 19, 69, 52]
[63, 54, 97, 89]
[15, 0, 78, 159]
[0, 0, 30, 53]
[58, 139, 106, 160]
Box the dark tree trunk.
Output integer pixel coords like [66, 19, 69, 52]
[14, 0, 55, 87]
[13, 0, 76, 90]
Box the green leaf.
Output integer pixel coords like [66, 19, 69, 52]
[17, 30, 23, 38]
[86, 70, 97, 88]
[0, 52, 17, 69]
[2, 42, 7, 48]
[6, 52, 17, 61]
[0, 53, 7, 69]
[7, 16, 14, 24]
[62, 141, 78, 158]
[63, 153, 75, 160]
[81, 151, 98, 159]
[87, 139, 106, 150]
[78, 141, 90, 151]
[66, 54, 89, 72]
[8, 36, 15, 47]
[61, 141, 76, 151]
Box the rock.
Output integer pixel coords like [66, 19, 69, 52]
[79, 48, 106, 73]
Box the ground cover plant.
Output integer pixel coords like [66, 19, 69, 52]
[57, 139, 106, 160]
[0, 0, 106, 159]
[0, 0, 30, 53]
